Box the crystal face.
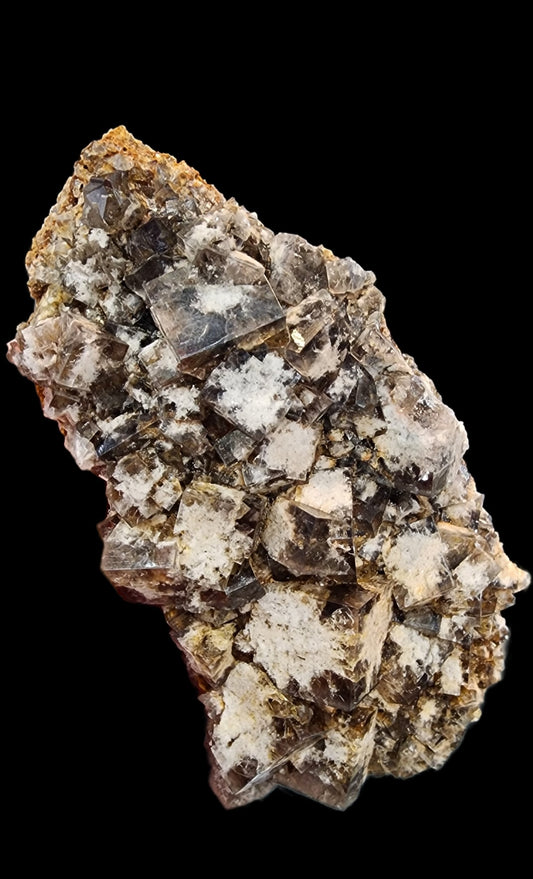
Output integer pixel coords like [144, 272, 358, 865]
[8, 126, 529, 810]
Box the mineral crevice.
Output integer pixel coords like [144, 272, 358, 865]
[9, 126, 529, 809]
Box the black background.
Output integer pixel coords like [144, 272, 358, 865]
[4, 24, 530, 871]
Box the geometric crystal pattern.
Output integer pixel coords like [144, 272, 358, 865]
[8, 127, 529, 809]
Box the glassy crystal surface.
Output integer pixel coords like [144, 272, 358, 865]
[8, 126, 529, 810]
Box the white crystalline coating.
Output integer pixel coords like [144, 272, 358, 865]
[260, 421, 320, 480]
[439, 613, 470, 642]
[440, 650, 464, 696]
[260, 498, 299, 561]
[114, 456, 165, 501]
[290, 713, 378, 806]
[300, 333, 344, 380]
[298, 715, 374, 777]
[152, 479, 182, 512]
[321, 728, 359, 768]
[63, 257, 107, 304]
[183, 220, 226, 259]
[207, 352, 297, 436]
[63, 251, 126, 307]
[16, 319, 62, 382]
[88, 228, 109, 247]
[161, 418, 209, 451]
[382, 528, 449, 606]
[454, 553, 496, 598]
[158, 385, 201, 417]
[327, 367, 359, 403]
[9, 126, 529, 813]
[357, 479, 379, 502]
[60, 339, 103, 386]
[293, 469, 352, 515]
[210, 663, 278, 774]
[174, 482, 252, 588]
[357, 589, 393, 673]
[388, 623, 447, 677]
[321, 726, 368, 771]
[192, 284, 246, 314]
[358, 533, 384, 563]
[244, 589, 353, 690]
[373, 383, 468, 486]
[419, 698, 439, 723]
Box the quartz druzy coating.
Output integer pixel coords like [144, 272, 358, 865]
[8, 127, 529, 809]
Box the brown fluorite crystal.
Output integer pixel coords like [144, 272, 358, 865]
[8, 127, 529, 809]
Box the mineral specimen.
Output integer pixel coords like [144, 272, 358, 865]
[8, 126, 529, 810]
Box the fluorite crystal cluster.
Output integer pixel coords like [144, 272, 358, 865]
[9, 127, 529, 809]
